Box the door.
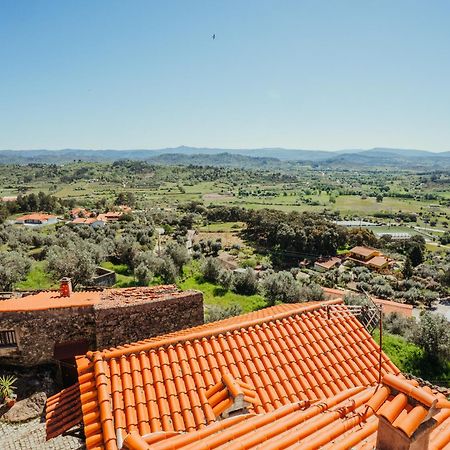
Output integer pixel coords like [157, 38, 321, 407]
[54, 339, 89, 387]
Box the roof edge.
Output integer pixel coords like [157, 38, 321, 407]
[96, 299, 343, 361]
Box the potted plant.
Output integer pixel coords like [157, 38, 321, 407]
[0, 375, 18, 408]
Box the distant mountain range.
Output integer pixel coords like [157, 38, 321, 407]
[1, 146, 450, 169]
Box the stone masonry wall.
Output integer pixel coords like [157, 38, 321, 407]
[0, 307, 96, 366]
[94, 292, 204, 349]
[0, 290, 204, 366]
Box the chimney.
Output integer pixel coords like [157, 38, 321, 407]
[376, 415, 437, 450]
[375, 374, 450, 450]
[60, 278, 72, 297]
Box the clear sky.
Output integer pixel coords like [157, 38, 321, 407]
[1, 1, 450, 151]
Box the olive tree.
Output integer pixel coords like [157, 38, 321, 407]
[0, 251, 32, 290]
[261, 271, 300, 306]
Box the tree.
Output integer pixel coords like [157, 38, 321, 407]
[261, 271, 300, 306]
[409, 245, 424, 267]
[201, 258, 222, 283]
[232, 269, 258, 295]
[402, 257, 413, 278]
[376, 194, 383, 203]
[135, 264, 153, 286]
[159, 257, 178, 284]
[204, 304, 243, 323]
[0, 252, 32, 290]
[410, 312, 450, 363]
[347, 228, 377, 247]
[165, 242, 190, 272]
[115, 237, 139, 268]
[47, 243, 96, 288]
[439, 231, 450, 245]
[383, 312, 416, 336]
[115, 192, 136, 207]
[441, 268, 450, 288]
[210, 240, 222, 256]
[298, 283, 325, 301]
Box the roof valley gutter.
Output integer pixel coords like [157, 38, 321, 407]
[97, 299, 344, 361]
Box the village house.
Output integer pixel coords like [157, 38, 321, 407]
[347, 245, 391, 271]
[44, 299, 450, 449]
[97, 211, 124, 222]
[15, 213, 58, 226]
[0, 280, 203, 385]
[314, 256, 342, 272]
[69, 207, 93, 219]
[71, 217, 106, 228]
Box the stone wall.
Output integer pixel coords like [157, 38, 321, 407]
[91, 267, 116, 287]
[0, 290, 204, 366]
[0, 307, 96, 366]
[94, 291, 204, 349]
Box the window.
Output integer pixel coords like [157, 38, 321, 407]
[0, 330, 17, 348]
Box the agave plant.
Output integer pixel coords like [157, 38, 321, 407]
[0, 375, 17, 401]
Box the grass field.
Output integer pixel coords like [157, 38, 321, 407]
[16, 261, 57, 290]
[100, 261, 138, 287]
[198, 222, 245, 232]
[179, 274, 266, 313]
[373, 330, 450, 384]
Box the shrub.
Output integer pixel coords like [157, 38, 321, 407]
[165, 242, 190, 271]
[201, 258, 222, 283]
[261, 271, 301, 306]
[135, 264, 153, 286]
[218, 269, 233, 290]
[0, 251, 32, 291]
[343, 293, 368, 306]
[232, 269, 258, 295]
[159, 257, 178, 284]
[0, 375, 17, 400]
[204, 304, 243, 323]
[411, 312, 450, 363]
[383, 312, 415, 337]
[298, 283, 325, 301]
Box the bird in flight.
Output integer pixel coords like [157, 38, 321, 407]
[212, 34, 215, 40]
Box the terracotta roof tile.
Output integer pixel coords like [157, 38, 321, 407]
[47, 299, 403, 449]
[128, 375, 450, 450]
[367, 255, 389, 267]
[0, 285, 183, 312]
[349, 246, 378, 257]
[0, 290, 102, 312]
[15, 213, 57, 222]
[45, 383, 82, 440]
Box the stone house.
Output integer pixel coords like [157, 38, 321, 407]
[0, 279, 203, 386]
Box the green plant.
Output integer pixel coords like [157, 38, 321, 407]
[0, 375, 17, 400]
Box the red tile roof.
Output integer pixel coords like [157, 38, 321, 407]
[315, 257, 341, 270]
[125, 374, 450, 450]
[349, 246, 379, 257]
[367, 255, 389, 267]
[0, 285, 184, 313]
[46, 299, 400, 449]
[0, 290, 102, 312]
[72, 217, 100, 224]
[46, 383, 82, 440]
[15, 213, 57, 222]
[322, 287, 414, 317]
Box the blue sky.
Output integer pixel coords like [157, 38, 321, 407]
[1, 1, 450, 151]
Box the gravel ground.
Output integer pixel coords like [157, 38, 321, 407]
[0, 418, 84, 450]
